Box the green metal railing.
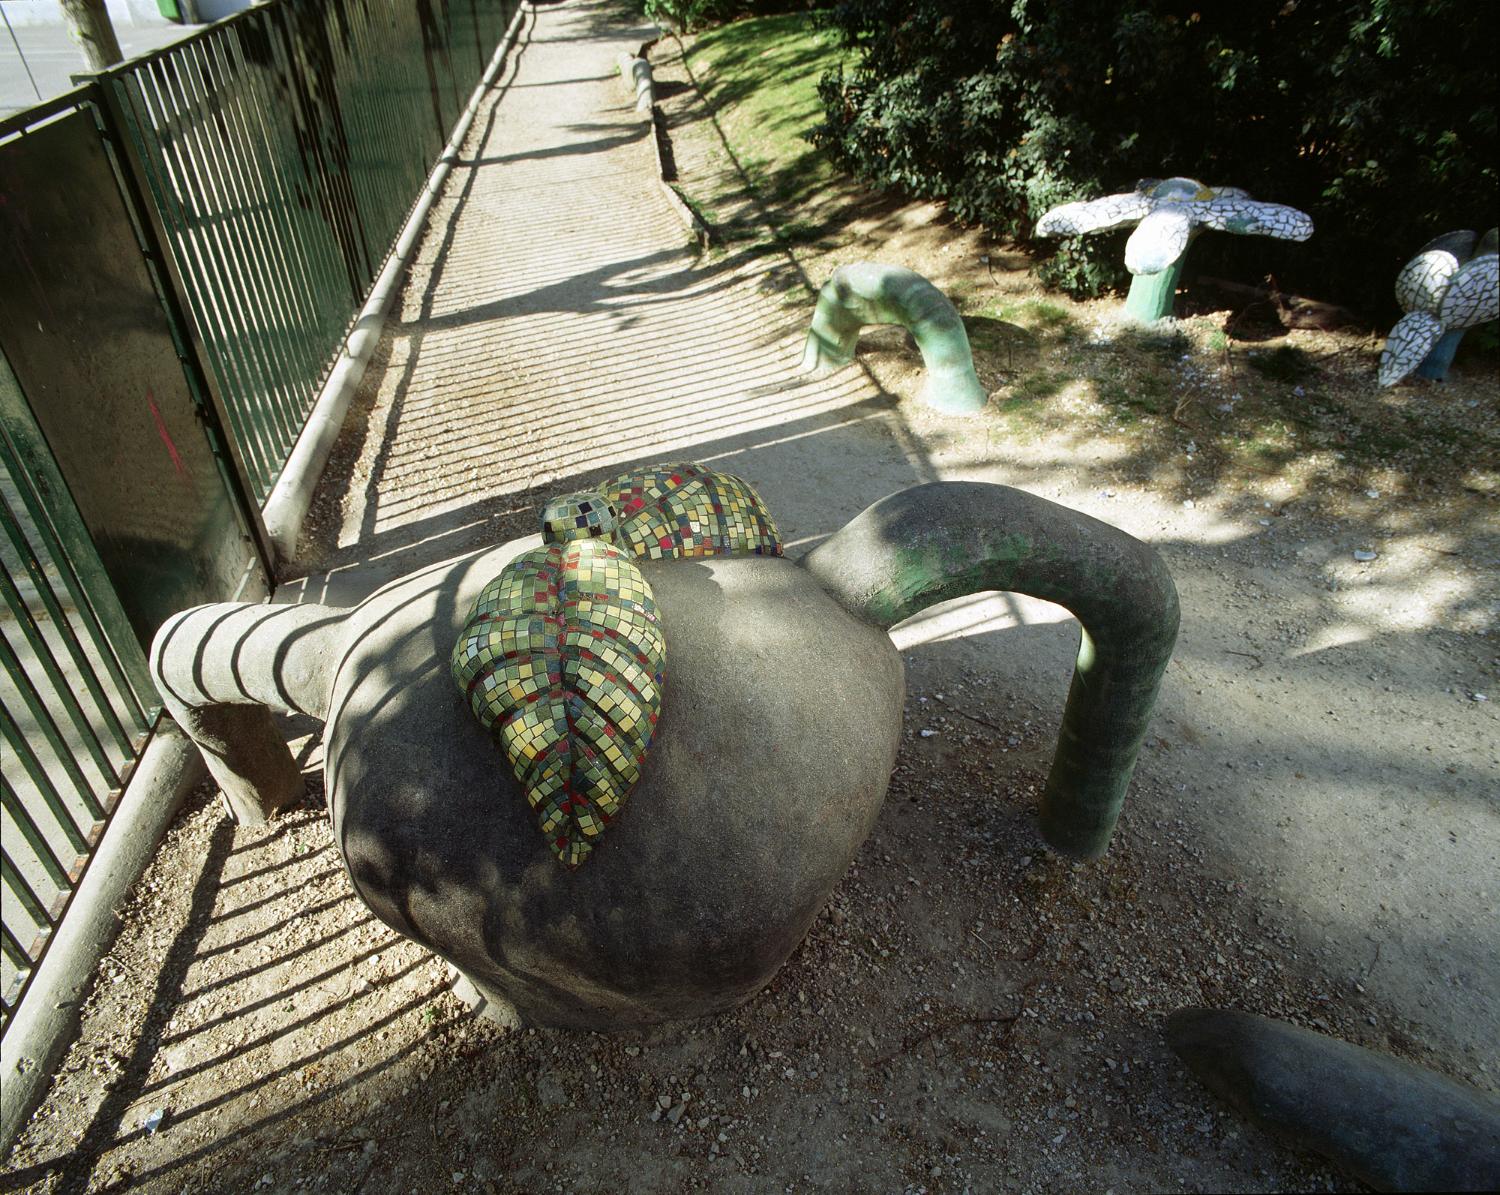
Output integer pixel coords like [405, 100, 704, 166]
[1, 353, 158, 1027]
[1, 0, 521, 1038]
[102, 0, 521, 501]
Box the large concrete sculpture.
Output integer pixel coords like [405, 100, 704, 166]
[1378, 228, 1498, 386]
[152, 468, 1178, 1029]
[800, 264, 988, 414]
[1036, 178, 1314, 323]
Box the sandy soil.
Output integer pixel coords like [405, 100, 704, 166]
[2, 3, 1496, 1192]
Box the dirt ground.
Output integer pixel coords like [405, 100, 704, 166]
[3, 3, 1496, 1192]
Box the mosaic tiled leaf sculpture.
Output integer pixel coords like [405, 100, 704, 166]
[1037, 177, 1314, 273]
[451, 538, 665, 869]
[1379, 228, 1499, 386]
[451, 464, 779, 868]
[601, 462, 783, 560]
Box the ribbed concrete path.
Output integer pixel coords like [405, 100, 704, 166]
[291, 0, 907, 602]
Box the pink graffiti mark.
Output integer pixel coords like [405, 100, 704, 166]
[147, 390, 189, 478]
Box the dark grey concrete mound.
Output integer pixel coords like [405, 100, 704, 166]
[329, 553, 904, 1029]
[1167, 1007, 1500, 1192]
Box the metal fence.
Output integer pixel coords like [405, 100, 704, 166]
[1, 352, 158, 1023]
[1, 0, 520, 1038]
[101, 0, 521, 501]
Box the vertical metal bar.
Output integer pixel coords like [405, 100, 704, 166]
[0, 626, 114, 812]
[270, 7, 368, 304]
[91, 76, 277, 575]
[0, 707, 91, 855]
[0, 501, 134, 763]
[195, 30, 326, 410]
[318, 1, 389, 284]
[0, 354, 154, 718]
[142, 59, 298, 466]
[345, 2, 424, 253]
[163, 43, 302, 446]
[1, 922, 30, 973]
[1, 851, 52, 929]
[221, 18, 349, 372]
[0, 780, 70, 890]
[110, 72, 276, 496]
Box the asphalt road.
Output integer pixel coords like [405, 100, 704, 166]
[1, 15, 194, 118]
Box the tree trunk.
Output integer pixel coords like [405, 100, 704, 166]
[60, 0, 123, 72]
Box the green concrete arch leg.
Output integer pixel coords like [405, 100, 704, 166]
[801, 263, 988, 414]
[803, 481, 1180, 857]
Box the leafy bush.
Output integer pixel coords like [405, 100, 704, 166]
[645, 0, 810, 34]
[813, 0, 1498, 315]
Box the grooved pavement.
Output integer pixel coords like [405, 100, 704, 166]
[296, 0, 895, 599]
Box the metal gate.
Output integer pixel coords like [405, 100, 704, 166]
[1, 0, 521, 1039]
[0, 92, 269, 1030]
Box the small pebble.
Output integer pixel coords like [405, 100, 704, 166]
[1352, 549, 1377, 562]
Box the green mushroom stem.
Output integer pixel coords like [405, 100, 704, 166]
[800, 263, 988, 414]
[802, 482, 1180, 858]
[1415, 328, 1468, 380]
[1123, 252, 1190, 324]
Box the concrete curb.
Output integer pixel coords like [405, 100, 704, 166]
[0, 722, 207, 1155]
[260, 0, 531, 564]
[633, 37, 711, 249]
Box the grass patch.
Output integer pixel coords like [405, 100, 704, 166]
[684, 14, 851, 219]
[1246, 345, 1318, 383]
[990, 298, 1074, 335]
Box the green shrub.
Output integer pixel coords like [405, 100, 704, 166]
[813, 1, 1498, 315]
[645, 0, 810, 34]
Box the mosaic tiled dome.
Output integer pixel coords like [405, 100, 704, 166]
[601, 463, 782, 560]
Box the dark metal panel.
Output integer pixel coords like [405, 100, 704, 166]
[0, 110, 260, 648]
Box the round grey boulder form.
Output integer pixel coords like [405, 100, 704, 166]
[1168, 1008, 1500, 1192]
[152, 482, 1179, 1029]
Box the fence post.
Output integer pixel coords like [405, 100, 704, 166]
[87, 78, 278, 587]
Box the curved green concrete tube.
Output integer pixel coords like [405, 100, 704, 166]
[800, 263, 987, 414]
[802, 481, 1180, 857]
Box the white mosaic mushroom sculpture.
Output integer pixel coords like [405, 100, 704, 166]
[1036, 177, 1314, 323]
[1378, 228, 1498, 386]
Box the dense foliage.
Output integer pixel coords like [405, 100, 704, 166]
[812, 0, 1498, 314]
[644, 0, 809, 34]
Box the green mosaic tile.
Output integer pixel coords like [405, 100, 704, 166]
[600, 463, 783, 560]
[451, 538, 665, 869]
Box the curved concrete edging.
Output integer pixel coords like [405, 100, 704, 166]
[260, 0, 531, 565]
[628, 34, 711, 248]
[0, 723, 206, 1155]
[617, 50, 653, 111]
